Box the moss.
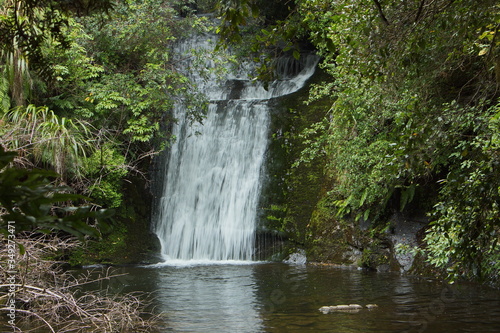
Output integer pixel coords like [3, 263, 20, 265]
[69, 157, 161, 266]
[68, 227, 127, 266]
[257, 67, 404, 267]
[258, 67, 333, 252]
[357, 245, 393, 270]
[307, 196, 350, 263]
[116, 176, 162, 264]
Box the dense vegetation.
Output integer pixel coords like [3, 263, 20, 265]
[0, 0, 213, 260]
[229, 0, 499, 285]
[1, 0, 499, 289]
[304, 0, 500, 286]
[0, 0, 211, 329]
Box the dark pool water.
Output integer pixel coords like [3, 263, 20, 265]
[84, 262, 500, 332]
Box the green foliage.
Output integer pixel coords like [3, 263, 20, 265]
[40, 18, 104, 113]
[215, 0, 309, 88]
[0, 0, 113, 76]
[260, 76, 332, 247]
[425, 101, 500, 283]
[68, 224, 127, 266]
[84, 145, 128, 208]
[0, 47, 32, 107]
[216, 0, 259, 44]
[264, 204, 288, 232]
[293, 0, 496, 212]
[0, 0, 210, 263]
[86, 0, 177, 70]
[0, 145, 111, 238]
[39, 0, 209, 153]
[0, 73, 9, 111]
[395, 243, 422, 257]
[0, 0, 211, 198]
[1, 104, 95, 178]
[214, 0, 497, 281]
[292, 118, 329, 168]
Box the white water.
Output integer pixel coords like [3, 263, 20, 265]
[155, 32, 319, 262]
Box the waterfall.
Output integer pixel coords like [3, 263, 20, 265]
[154, 31, 319, 262]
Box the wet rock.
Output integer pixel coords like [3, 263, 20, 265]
[284, 249, 307, 265]
[319, 304, 363, 313]
[319, 304, 378, 314]
[376, 264, 390, 272]
[319, 306, 332, 314]
[387, 212, 428, 272]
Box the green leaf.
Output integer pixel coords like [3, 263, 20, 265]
[18, 243, 26, 255]
[359, 189, 368, 208]
[363, 209, 370, 221]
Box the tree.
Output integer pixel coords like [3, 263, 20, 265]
[0, 0, 113, 68]
[0, 0, 114, 108]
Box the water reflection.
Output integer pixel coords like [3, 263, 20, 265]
[149, 264, 262, 332]
[251, 264, 500, 332]
[75, 263, 500, 332]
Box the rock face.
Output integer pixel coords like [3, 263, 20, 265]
[283, 249, 307, 265]
[319, 304, 378, 314]
[387, 212, 428, 272]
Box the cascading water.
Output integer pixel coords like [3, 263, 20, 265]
[154, 31, 319, 262]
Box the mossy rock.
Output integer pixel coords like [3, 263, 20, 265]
[68, 159, 161, 266]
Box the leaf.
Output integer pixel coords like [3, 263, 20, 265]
[0, 148, 112, 238]
[326, 39, 336, 52]
[478, 47, 489, 56]
[363, 209, 370, 221]
[251, 4, 259, 18]
[18, 243, 26, 255]
[400, 184, 416, 212]
[359, 189, 368, 207]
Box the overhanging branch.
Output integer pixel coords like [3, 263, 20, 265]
[372, 0, 390, 25]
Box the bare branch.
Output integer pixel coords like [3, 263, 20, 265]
[0, 308, 56, 333]
[372, 0, 390, 25]
[0, 235, 161, 332]
[414, 0, 426, 23]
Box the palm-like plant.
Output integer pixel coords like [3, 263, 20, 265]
[1, 104, 95, 179]
[0, 44, 32, 110]
[0, 0, 35, 109]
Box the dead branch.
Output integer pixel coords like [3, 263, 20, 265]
[0, 234, 161, 332]
[0, 308, 56, 333]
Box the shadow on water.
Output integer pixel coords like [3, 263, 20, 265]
[73, 263, 500, 332]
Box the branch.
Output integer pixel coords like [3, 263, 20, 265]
[0, 284, 64, 299]
[60, 272, 129, 290]
[372, 0, 390, 25]
[486, 23, 500, 59]
[442, 0, 458, 11]
[0, 308, 56, 333]
[414, 0, 426, 23]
